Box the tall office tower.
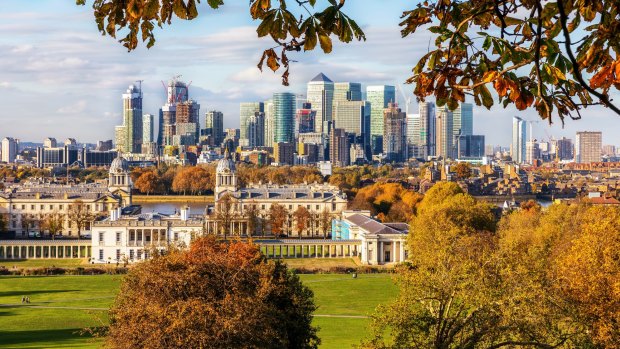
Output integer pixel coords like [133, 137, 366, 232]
[526, 141, 541, 164]
[367, 85, 396, 140]
[452, 102, 473, 137]
[383, 103, 408, 162]
[575, 131, 602, 163]
[175, 100, 200, 146]
[143, 114, 154, 144]
[264, 99, 275, 147]
[418, 101, 436, 156]
[307, 73, 334, 134]
[239, 102, 264, 146]
[511, 116, 527, 163]
[204, 111, 224, 146]
[435, 106, 454, 159]
[1, 137, 18, 163]
[247, 112, 265, 147]
[330, 128, 350, 167]
[457, 135, 485, 159]
[407, 114, 420, 158]
[333, 82, 362, 105]
[332, 100, 371, 159]
[119, 84, 143, 153]
[43, 137, 57, 148]
[64, 138, 77, 147]
[273, 92, 296, 144]
[296, 102, 316, 136]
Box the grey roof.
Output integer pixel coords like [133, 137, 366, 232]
[234, 186, 345, 201]
[345, 214, 408, 235]
[310, 73, 333, 83]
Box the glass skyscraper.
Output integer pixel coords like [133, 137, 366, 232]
[239, 102, 264, 147]
[367, 85, 396, 139]
[273, 92, 296, 144]
[512, 116, 528, 163]
[307, 73, 334, 134]
[453, 102, 473, 137]
[418, 101, 436, 157]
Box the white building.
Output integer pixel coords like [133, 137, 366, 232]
[1, 137, 18, 163]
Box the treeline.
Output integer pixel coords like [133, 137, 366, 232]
[349, 182, 423, 222]
[362, 182, 620, 348]
[130, 164, 326, 195]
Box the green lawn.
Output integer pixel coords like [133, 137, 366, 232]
[0, 273, 398, 348]
[0, 259, 88, 268]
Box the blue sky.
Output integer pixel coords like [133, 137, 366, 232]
[0, 0, 618, 146]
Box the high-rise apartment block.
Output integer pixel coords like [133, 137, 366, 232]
[115, 84, 143, 153]
[44, 137, 57, 148]
[296, 102, 316, 136]
[367, 85, 396, 139]
[1, 137, 18, 163]
[575, 131, 602, 163]
[264, 99, 275, 147]
[273, 92, 296, 144]
[383, 103, 407, 162]
[143, 114, 154, 144]
[329, 128, 350, 167]
[512, 116, 527, 163]
[307, 73, 334, 134]
[204, 111, 224, 146]
[435, 106, 454, 159]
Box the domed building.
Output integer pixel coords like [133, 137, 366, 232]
[213, 151, 348, 237]
[108, 154, 133, 206]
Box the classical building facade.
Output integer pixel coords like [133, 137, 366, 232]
[0, 156, 132, 237]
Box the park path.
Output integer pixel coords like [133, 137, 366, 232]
[0, 303, 370, 318]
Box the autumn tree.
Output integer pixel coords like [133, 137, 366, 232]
[214, 193, 236, 239]
[293, 206, 310, 238]
[68, 200, 94, 239]
[40, 212, 64, 239]
[134, 170, 162, 195]
[269, 204, 289, 237]
[453, 162, 472, 180]
[244, 202, 260, 238]
[105, 236, 320, 349]
[318, 208, 331, 239]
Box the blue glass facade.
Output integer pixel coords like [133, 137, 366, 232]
[273, 92, 296, 144]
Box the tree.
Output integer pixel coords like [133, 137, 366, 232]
[453, 162, 472, 180]
[318, 208, 331, 239]
[269, 204, 288, 237]
[0, 213, 7, 234]
[105, 236, 320, 348]
[215, 193, 236, 239]
[40, 212, 64, 239]
[68, 200, 94, 239]
[244, 202, 260, 238]
[134, 171, 161, 195]
[293, 206, 310, 238]
[79, 0, 620, 120]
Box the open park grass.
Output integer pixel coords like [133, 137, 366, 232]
[0, 273, 398, 348]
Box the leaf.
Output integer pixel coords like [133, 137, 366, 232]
[266, 49, 280, 72]
[478, 84, 493, 109]
[318, 33, 332, 53]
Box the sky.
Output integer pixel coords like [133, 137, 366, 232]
[0, 0, 618, 146]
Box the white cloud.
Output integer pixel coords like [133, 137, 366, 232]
[56, 100, 87, 114]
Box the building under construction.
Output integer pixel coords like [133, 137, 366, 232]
[157, 76, 201, 148]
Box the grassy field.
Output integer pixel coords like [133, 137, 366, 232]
[0, 273, 397, 348]
[0, 259, 88, 268]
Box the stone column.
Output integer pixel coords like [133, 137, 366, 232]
[78, 246, 81, 258]
[391, 242, 396, 263]
[399, 241, 406, 262]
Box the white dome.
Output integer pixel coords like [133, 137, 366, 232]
[110, 156, 129, 174]
[216, 156, 235, 173]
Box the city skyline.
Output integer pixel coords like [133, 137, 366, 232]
[1, 1, 619, 146]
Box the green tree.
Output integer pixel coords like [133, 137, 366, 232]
[105, 236, 320, 348]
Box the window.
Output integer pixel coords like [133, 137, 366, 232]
[316, 205, 320, 210]
[262, 205, 265, 210]
[116, 232, 121, 243]
[31, 205, 34, 210]
[129, 249, 135, 260]
[307, 205, 310, 209]
[40, 205, 44, 210]
[21, 205, 25, 210]
[49, 205, 53, 210]
[289, 205, 292, 210]
[174, 232, 179, 241]
[116, 249, 121, 261]
[98, 232, 104, 243]
[99, 249, 104, 260]
[59, 205, 63, 210]
[137, 250, 142, 260]
[12, 205, 15, 209]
